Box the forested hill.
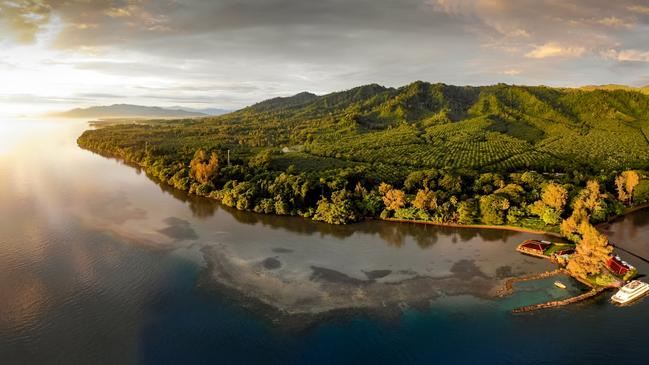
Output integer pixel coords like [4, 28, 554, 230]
[580, 84, 649, 94]
[81, 81, 649, 174]
[77, 81, 649, 228]
[227, 81, 649, 172]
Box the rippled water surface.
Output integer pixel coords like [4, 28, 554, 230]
[1, 120, 648, 364]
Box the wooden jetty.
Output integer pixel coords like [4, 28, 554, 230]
[512, 288, 606, 313]
[498, 269, 567, 297]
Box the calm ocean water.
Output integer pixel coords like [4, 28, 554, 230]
[1, 120, 647, 364]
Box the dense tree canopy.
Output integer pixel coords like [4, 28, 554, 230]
[77, 82, 649, 229]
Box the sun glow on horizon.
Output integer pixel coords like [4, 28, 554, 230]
[0, 15, 192, 118]
[1, 0, 649, 118]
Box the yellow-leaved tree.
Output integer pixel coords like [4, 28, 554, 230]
[379, 183, 406, 211]
[561, 180, 613, 280]
[615, 170, 639, 205]
[189, 149, 219, 184]
[541, 183, 568, 213]
[412, 189, 438, 211]
[566, 221, 613, 279]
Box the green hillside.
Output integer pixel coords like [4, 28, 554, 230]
[81, 82, 649, 173]
[580, 84, 649, 95]
[77, 82, 649, 227]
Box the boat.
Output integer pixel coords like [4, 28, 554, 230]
[611, 280, 649, 304]
[554, 281, 567, 289]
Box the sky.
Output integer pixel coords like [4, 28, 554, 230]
[1, 0, 649, 117]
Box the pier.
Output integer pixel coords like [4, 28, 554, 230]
[512, 288, 607, 313]
[497, 269, 567, 297]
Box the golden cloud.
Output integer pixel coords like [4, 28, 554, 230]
[525, 43, 587, 59]
[0, 0, 52, 43]
[501, 68, 521, 76]
[603, 49, 649, 62]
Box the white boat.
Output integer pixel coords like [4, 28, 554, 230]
[611, 280, 649, 304]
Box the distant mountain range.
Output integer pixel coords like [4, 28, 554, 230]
[166, 106, 230, 116]
[51, 104, 229, 118]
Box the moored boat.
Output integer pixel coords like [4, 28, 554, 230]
[611, 280, 649, 304]
[554, 281, 566, 289]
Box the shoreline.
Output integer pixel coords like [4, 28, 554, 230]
[381, 218, 563, 237]
[598, 202, 649, 229]
[77, 143, 649, 323]
[77, 143, 649, 238]
[75, 144, 566, 238]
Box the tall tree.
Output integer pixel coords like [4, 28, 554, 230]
[457, 200, 477, 224]
[313, 189, 358, 224]
[479, 194, 510, 225]
[615, 170, 640, 204]
[541, 183, 568, 213]
[190, 149, 219, 184]
[560, 180, 614, 279]
[382, 188, 406, 211]
[412, 189, 438, 211]
[566, 220, 613, 279]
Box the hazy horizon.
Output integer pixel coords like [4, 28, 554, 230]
[2, 0, 649, 117]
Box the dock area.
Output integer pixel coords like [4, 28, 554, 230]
[497, 268, 567, 297]
[516, 239, 575, 261]
[512, 288, 606, 313]
[504, 238, 639, 312]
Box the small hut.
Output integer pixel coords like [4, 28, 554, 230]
[606, 256, 632, 276]
[517, 240, 552, 258]
[554, 248, 575, 256]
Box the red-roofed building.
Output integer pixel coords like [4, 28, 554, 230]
[517, 240, 552, 257]
[554, 248, 575, 256]
[607, 256, 631, 276]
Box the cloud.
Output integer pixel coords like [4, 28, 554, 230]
[603, 49, 649, 62]
[500, 69, 522, 76]
[76, 92, 123, 99]
[0, 0, 465, 49]
[0, 0, 52, 43]
[434, 1, 649, 53]
[0, 93, 86, 104]
[627, 5, 649, 14]
[3, 0, 649, 112]
[596, 16, 633, 28]
[0, 0, 174, 45]
[526, 43, 587, 59]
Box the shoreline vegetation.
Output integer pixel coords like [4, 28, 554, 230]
[77, 81, 649, 310]
[76, 82, 649, 232]
[382, 217, 563, 237]
[599, 202, 649, 226]
[388, 201, 649, 236]
[79, 143, 648, 237]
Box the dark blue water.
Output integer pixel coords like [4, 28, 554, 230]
[1, 120, 648, 364]
[135, 277, 645, 365]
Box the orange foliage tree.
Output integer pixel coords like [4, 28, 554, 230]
[615, 170, 639, 204]
[189, 149, 219, 184]
[379, 183, 406, 211]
